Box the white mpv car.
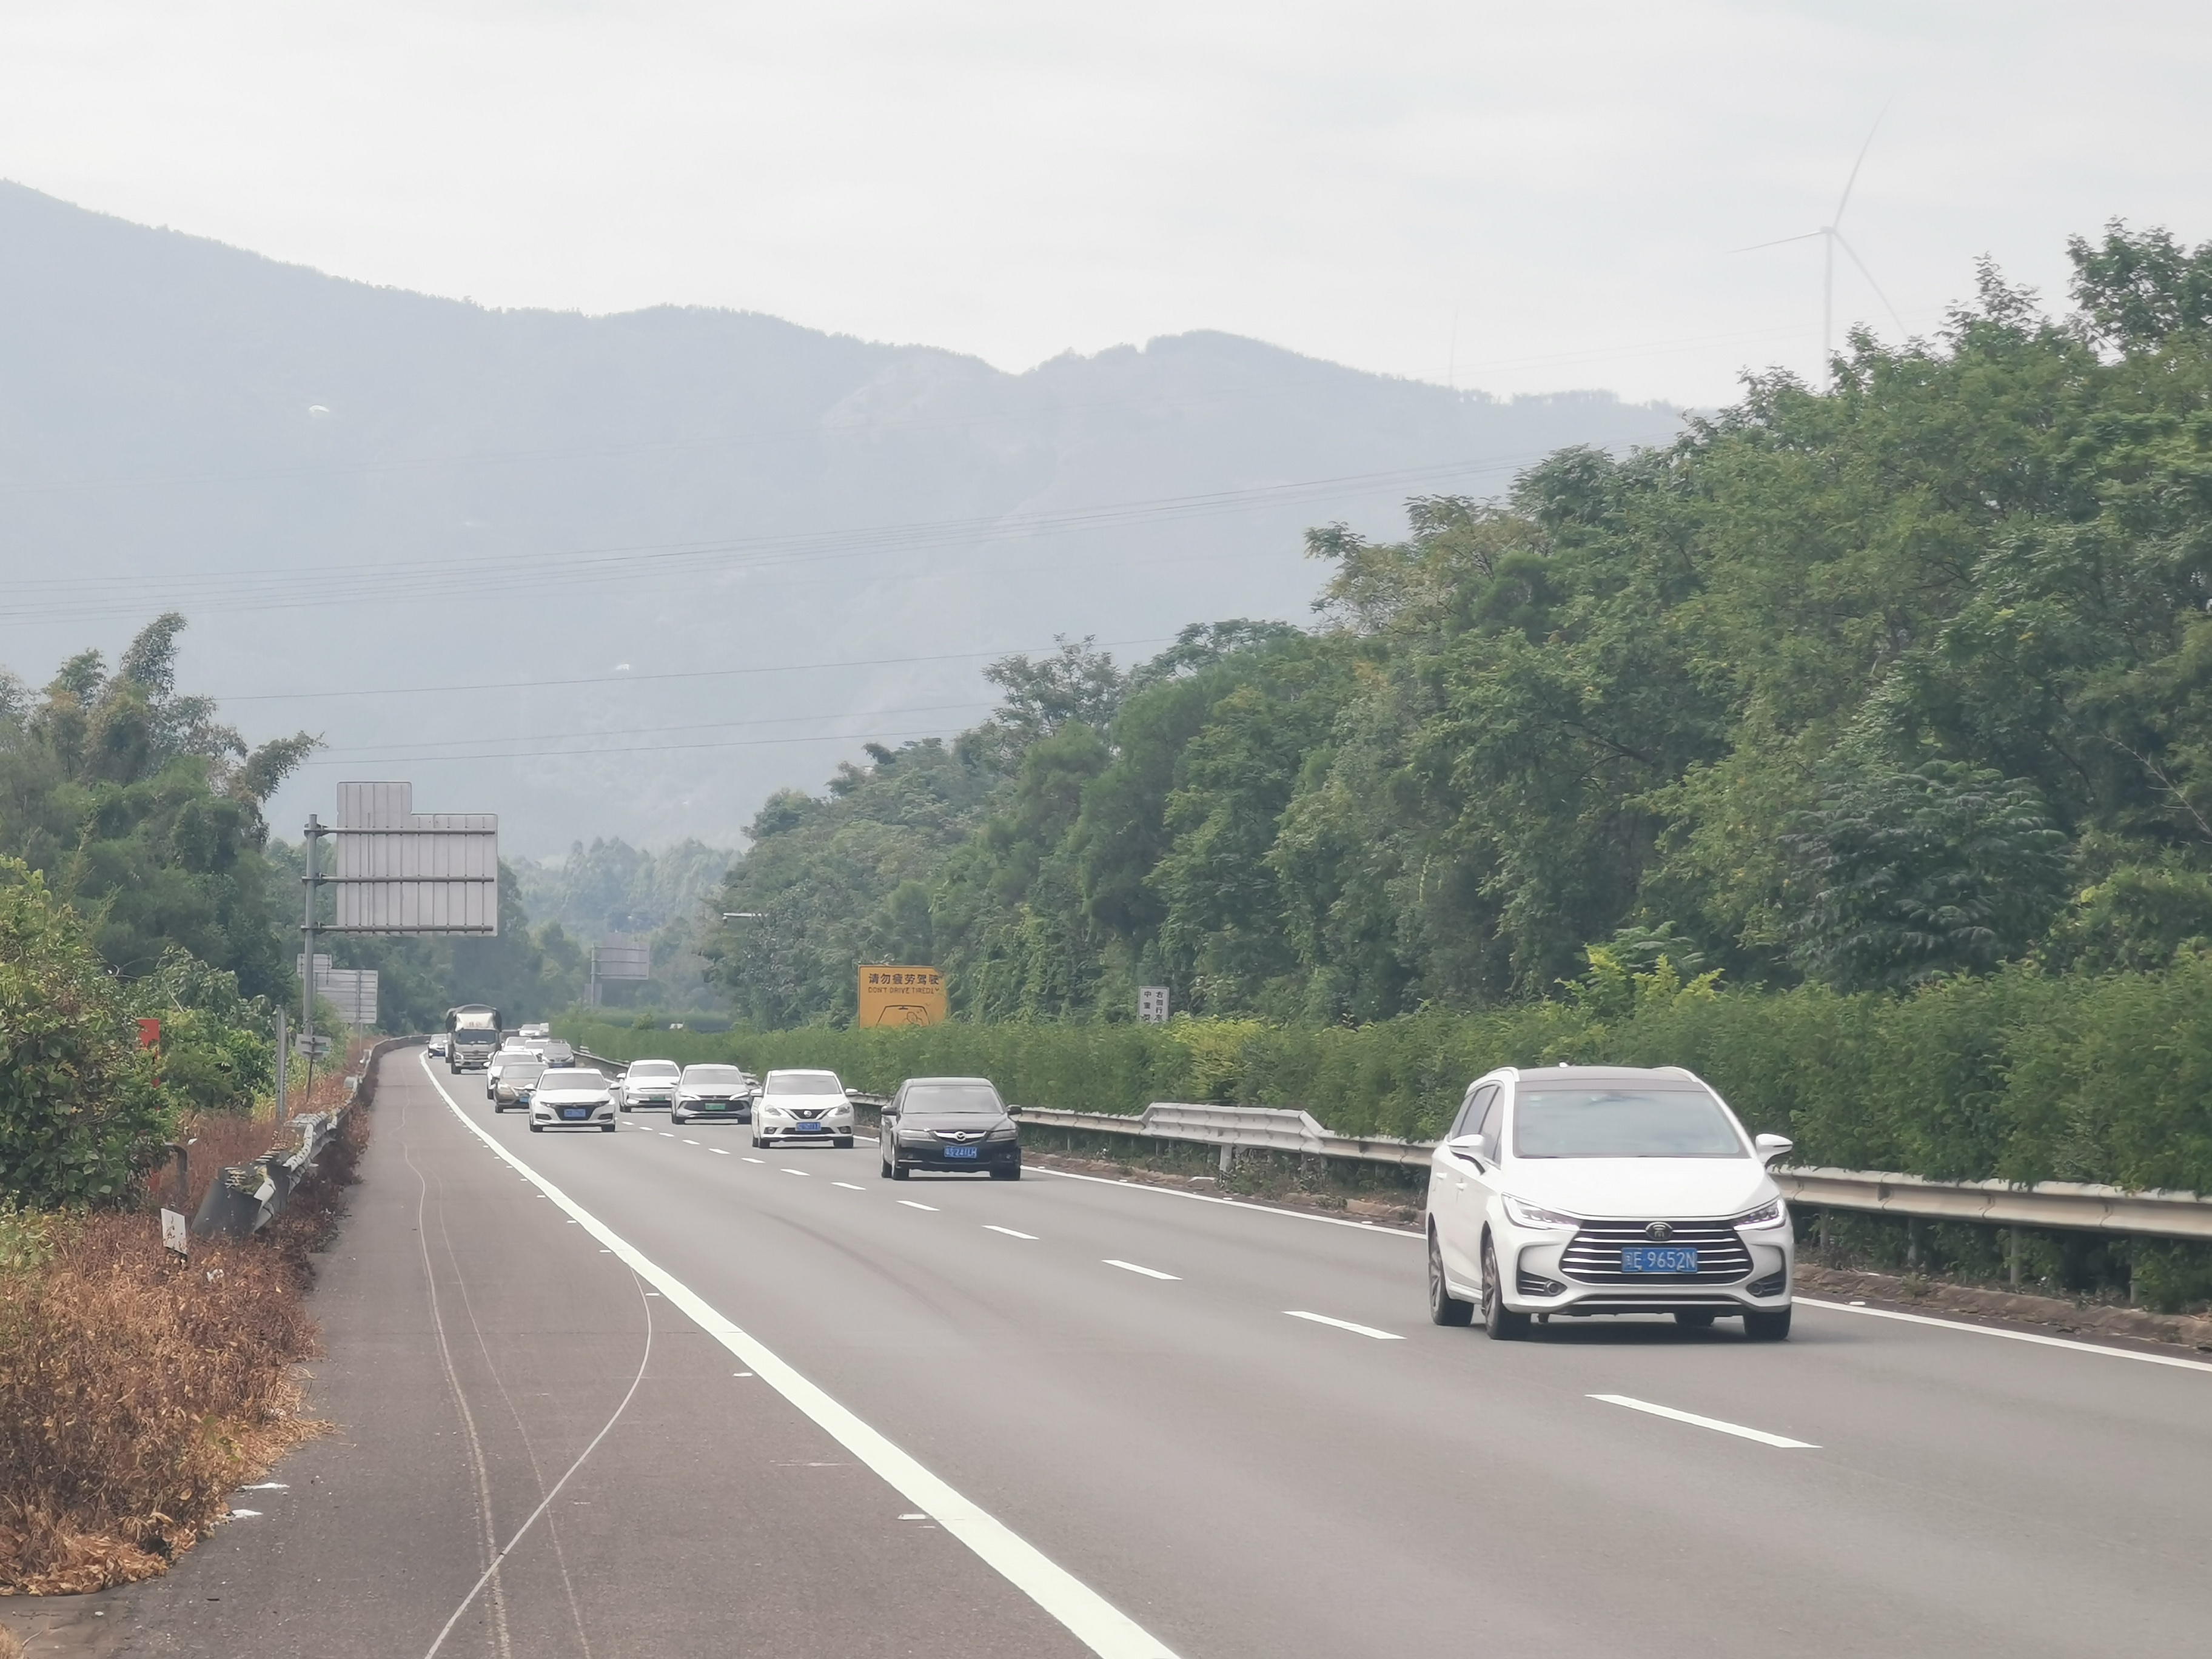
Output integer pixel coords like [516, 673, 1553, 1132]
[1427, 1065, 1795, 1341]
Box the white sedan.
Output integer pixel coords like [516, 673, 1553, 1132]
[751, 1068, 854, 1148]
[1426, 1065, 1795, 1340]
[530, 1068, 617, 1133]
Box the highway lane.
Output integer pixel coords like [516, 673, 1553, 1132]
[403, 1053, 2212, 1658]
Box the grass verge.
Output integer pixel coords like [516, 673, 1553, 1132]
[0, 1065, 370, 1595]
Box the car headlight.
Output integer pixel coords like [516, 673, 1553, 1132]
[1502, 1195, 1580, 1230]
[1731, 1199, 1788, 1230]
[987, 1124, 1017, 1141]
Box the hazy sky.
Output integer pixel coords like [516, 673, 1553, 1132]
[2, 2, 2208, 407]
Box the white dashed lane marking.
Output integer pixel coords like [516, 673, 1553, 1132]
[897, 1200, 939, 1212]
[1284, 1311, 1401, 1341]
[1589, 1394, 1818, 1449]
[985, 1225, 1038, 1239]
[1104, 1260, 1179, 1281]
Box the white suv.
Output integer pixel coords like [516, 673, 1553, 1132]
[1427, 1065, 1795, 1341]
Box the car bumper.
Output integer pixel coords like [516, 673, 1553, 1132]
[676, 1101, 751, 1120]
[758, 1120, 851, 1140]
[891, 1141, 1020, 1169]
[1487, 1231, 1793, 1315]
[531, 1105, 615, 1126]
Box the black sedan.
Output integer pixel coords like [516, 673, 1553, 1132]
[879, 1076, 1021, 1179]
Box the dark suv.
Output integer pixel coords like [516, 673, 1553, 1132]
[880, 1076, 1021, 1180]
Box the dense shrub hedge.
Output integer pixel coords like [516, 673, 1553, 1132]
[563, 955, 2212, 1196]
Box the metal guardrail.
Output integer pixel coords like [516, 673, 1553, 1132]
[998, 1100, 2212, 1239]
[191, 1034, 420, 1238]
[560, 1059, 2212, 1241]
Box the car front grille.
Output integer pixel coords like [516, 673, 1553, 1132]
[789, 1108, 825, 1121]
[1561, 1219, 1754, 1284]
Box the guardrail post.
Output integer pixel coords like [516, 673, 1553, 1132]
[1219, 1144, 1235, 1175]
[2008, 1225, 2022, 1287]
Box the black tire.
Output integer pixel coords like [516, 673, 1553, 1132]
[879, 1155, 893, 1179]
[620, 1101, 631, 1113]
[891, 1162, 910, 1180]
[1675, 1310, 1718, 1330]
[834, 1136, 853, 1150]
[991, 1162, 1021, 1181]
[1481, 1235, 1532, 1340]
[1744, 1307, 1793, 1341]
[600, 1122, 615, 1133]
[1428, 1229, 1475, 1326]
[528, 1120, 543, 1133]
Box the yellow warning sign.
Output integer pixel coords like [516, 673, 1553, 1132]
[857, 965, 947, 1028]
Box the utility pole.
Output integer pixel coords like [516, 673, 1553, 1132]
[300, 814, 329, 1118]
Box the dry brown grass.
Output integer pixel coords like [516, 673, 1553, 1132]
[0, 1068, 374, 1596]
[0, 1621, 22, 1658]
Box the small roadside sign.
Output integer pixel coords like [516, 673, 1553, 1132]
[1139, 987, 1171, 1024]
[293, 1033, 335, 1057]
[857, 965, 947, 1027]
[161, 1208, 189, 1258]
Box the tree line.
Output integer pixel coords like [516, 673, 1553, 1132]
[707, 224, 2212, 1028]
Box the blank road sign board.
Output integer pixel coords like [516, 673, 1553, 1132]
[594, 944, 652, 980]
[332, 782, 498, 935]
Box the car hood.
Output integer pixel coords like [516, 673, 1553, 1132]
[759, 1093, 843, 1110]
[897, 1112, 1014, 1133]
[1496, 1157, 1775, 1221]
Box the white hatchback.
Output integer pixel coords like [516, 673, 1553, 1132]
[751, 1068, 854, 1148]
[1427, 1065, 1795, 1340]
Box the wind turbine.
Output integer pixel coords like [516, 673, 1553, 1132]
[1741, 107, 1909, 375]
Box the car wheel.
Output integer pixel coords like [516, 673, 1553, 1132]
[879, 1155, 892, 1179]
[620, 1101, 631, 1113]
[1481, 1235, 1530, 1340]
[1675, 1310, 1718, 1330]
[890, 1162, 910, 1180]
[990, 1162, 1021, 1181]
[601, 1122, 615, 1133]
[834, 1136, 853, 1150]
[1428, 1229, 1475, 1327]
[529, 1121, 543, 1133]
[1744, 1308, 1792, 1341]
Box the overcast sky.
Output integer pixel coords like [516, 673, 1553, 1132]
[2, 2, 2207, 408]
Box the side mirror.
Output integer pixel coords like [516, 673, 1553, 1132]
[1447, 1132, 1487, 1167]
[1005, 1103, 1022, 1116]
[1754, 1133, 1794, 1165]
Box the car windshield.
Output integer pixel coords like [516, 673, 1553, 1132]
[1512, 1087, 1746, 1158]
[765, 1071, 843, 1094]
[901, 1082, 1003, 1114]
[629, 1062, 678, 1078]
[684, 1066, 747, 1087]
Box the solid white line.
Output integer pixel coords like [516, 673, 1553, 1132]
[833, 1181, 866, 1191]
[414, 1055, 1178, 1659]
[1589, 1393, 1817, 1449]
[897, 1199, 939, 1212]
[1104, 1259, 1179, 1281]
[1284, 1310, 1402, 1341]
[985, 1225, 1039, 1240]
[1033, 1165, 1423, 1238]
[1799, 1296, 2212, 1375]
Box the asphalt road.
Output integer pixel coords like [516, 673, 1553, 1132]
[58, 1050, 2212, 1657]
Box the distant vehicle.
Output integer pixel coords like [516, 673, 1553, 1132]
[484, 1042, 537, 1100]
[1426, 1065, 1794, 1341]
[519, 1022, 552, 1041]
[445, 1004, 503, 1071]
[880, 1076, 1020, 1180]
[671, 1064, 755, 1125]
[531, 1068, 616, 1133]
[426, 1034, 448, 1059]
[491, 1051, 549, 1112]
[752, 1069, 854, 1148]
[539, 1039, 575, 1067]
[615, 1060, 680, 1113]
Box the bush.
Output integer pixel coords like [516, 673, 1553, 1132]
[0, 864, 169, 1205]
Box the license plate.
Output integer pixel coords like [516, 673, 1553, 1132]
[794, 1122, 822, 1133]
[1621, 1245, 1698, 1274]
[702, 1102, 727, 1111]
[943, 1145, 979, 1159]
[561, 1108, 589, 1121]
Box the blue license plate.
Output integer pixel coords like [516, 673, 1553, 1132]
[943, 1146, 979, 1159]
[561, 1108, 589, 1121]
[1621, 1245, 1698, 1274]
[794, 1122, 822, 1132]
